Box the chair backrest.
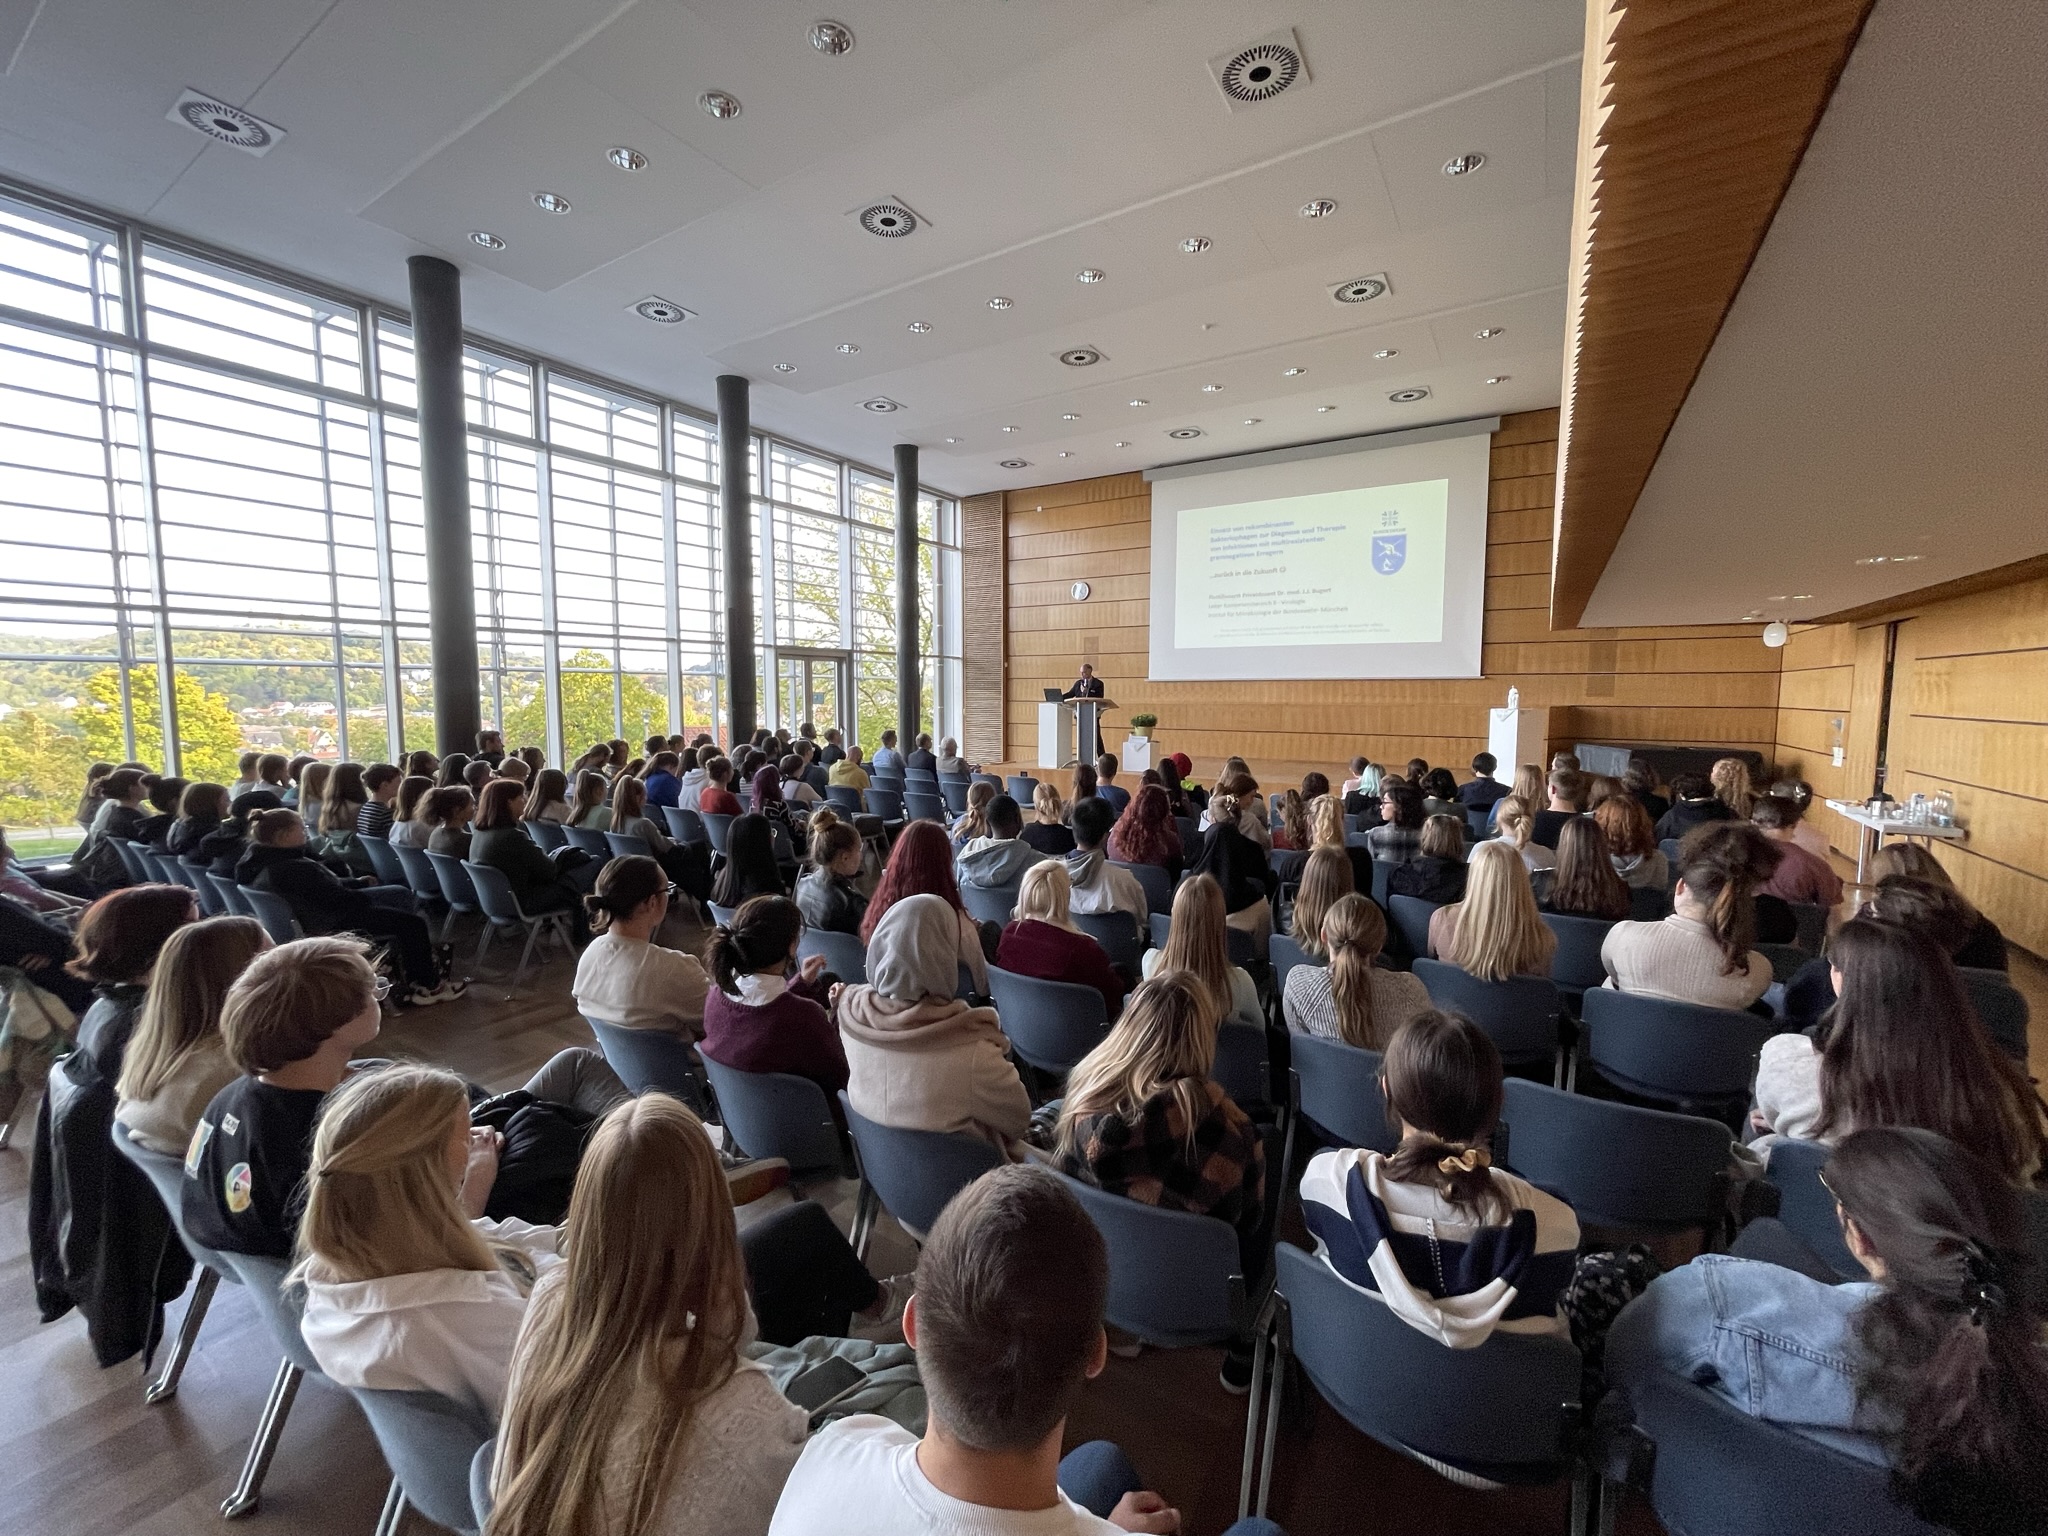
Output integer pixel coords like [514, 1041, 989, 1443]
[239, 884, 304, 945]
[1497, 1079, 1733, 1232]
[1411, 960, 1563, 1069]
[111, 1120, 240, 1281]
[219, 1251, 325, 1376]
[1466, 805, 1493, 838]
[939, 779, 969, 814]
[1275, 1243, 1579, 1475]
[1005, 774, 1039, 803]
[1763, 1137, 1860, 1279]
[698, 1057, 843, 1172]
[865, 787, 905, 822]
[1174, 816, 1200, 851]
[700, 812, 734, 855]
[183, 860, 225, 915]
[958, 879, 1021, 927]
[1268, 932, 1322, 997]
[206, 870, 254, 918]
[526, 819, 567, 851]
[584, 1015, 710, 1114]
[359, 833, 407, 885]
[1787, 901, 1828, 953]
[1369, 858, 1395, 909]
[424, 850, 481, 911]
[391, 842, 444, 904]
[1618, 1369, 1945, 1536]
[604, 831, 653, 860]
[840, 1091, 1002, 1240]
[1213, 1020, 1268, 1107]
[1073, 910, 1144, 976]
[1541, 911, 1616, 991]
[114, 839, 154, 885]
[1289, 1033, 1395, 1153]
[1055, 1171, 1241, 1347]
[1958, 966, 2030, 1063]
[1386, 894, 1442, 960]
[1756, 942, 1811, 985]
[1148, 910, 1171, 951]
[1225, 924, 1264, 969]
[797, 926, 868, 984]
[905, 790, 949, 824]
[150, 848, 196, 889]
[825, 785, 865, 815]
[985, 965, 1110, 1076]
[1579, 987, 1777, 1106]
[563, 824, 611, 857]
[971, 772, 1003, 793]
[1110, 859, 1175, 916]
[353, 1388, 491, 1536]
[659, 805, 700, 843]
[1628, 884, 1670, 921]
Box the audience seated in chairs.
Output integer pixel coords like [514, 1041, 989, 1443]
[712, 814, 790, 908]
[424, 785, 477, 858]
[1420, 767, 1462, 822]
[469, 781, 595, 949]
[699, 895, 845, 1101]
[1106, 783, 1182, 880]
[1654, 772, 1735, 843]
[1488, 796, 1558, 889]
[564, 769, 611, 831]
[698, 757, 744, 819]
[571, 854, 710, 1039]
[165, 781, 229, 859]
[795, 811, 868, 936]
[1753, 794, 1844, 909]
[610, 774, 711, 897]
[72, 766, 152, 890]
[1062, 796, 1148, 942]
[1283, 895, 1429, 1049]
[1541, 817, 1632, 922]
[1189, 793, 1276, 950]
[1593, 795, 1667, 891]
[1388, 813, 1470, 905]
[112, 916, 266, 1157]
[133, 774, 188, 850]
[1021, 781, 1077, 857]
[949, 779, 996, 852]
[1366, 779, 1427, 865]
[1428, 842, 1558, 979]
[1141, 872, 1263, 1033]
[1748, 918, 2044, 1181]
[1608, 1128, 2048, 1531]
[997, 861, 1130, 1020]
[864, 819, 992, 995]
[354, 764, 402, 844]
[1287, 845, 1354, 960]
[1530, 768, 1585, 852]
[1600, 823, 1771, 1010]
[521, 768, 570, 827]
[842, 892, 1030, 1154]
[1457, 752, 1509, 811]
[1867, 847, 2007, 969]
[955, 793, 1049, 895]
[1271, 788, 1310, 852]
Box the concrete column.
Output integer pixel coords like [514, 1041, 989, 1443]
[405, 256, 480, 754]
[894, 441, 920, 747]
[717, 374, 756, 746]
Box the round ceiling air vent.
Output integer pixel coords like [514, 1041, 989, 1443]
[1059, 347, 1102, 367]
[631, 297, 692, 324]
[1334, 275, 1388, 304]
[469, 231, 505, 250]
[861, 398, 903, 413]
[860, 203, 917, 238]
[1218, 41, 1303, 103]
[1389, 387, 1431, 403]
[1167, 427, 1204, 440]
[810, 20, 855, 56]
[699, 91, 741, 119]
[174, 96, 277, 151]
[999, 459, 1031, 469]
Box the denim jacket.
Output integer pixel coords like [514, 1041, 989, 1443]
[1606, 1255, 1888, 1464]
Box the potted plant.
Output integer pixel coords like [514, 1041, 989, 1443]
[1127, 712, 1157, 738]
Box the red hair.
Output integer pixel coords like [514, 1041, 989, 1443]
[859, 820, 965, 944]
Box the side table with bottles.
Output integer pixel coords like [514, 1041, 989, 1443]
[1824, 793, 1967, 886]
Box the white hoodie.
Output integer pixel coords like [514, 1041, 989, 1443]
[673, 766, 710, 812]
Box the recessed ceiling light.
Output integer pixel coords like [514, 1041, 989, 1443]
[1791, 593, 1813, 601]
[943, 437, 960, 444]
[1058, 451, 1072, 459]
[1333, 275, 1388, 304]
[1129, 398, 1148, 408]
[469, 231, 505, 250]
[907, 321, 932, 333]
[1001, 425, 1019, 433]
[1854, 554, 1924, 566]
[1242, 418, 1261, 426]
[1076, 268, 1105, 284]
[1389, 387, 1430, 402]
[532, 192, 571, 214]
[836, 342, 860, 354]
[1167, 427, 1204, 440]
[1374, 348, 1397, 359]
[809, 19, 855, 55]
[1442, 152, 1486, 176]
[1475, 327, 1503, 340]
[631, 296, 694, 324]
[1114, 440, 1130, 448]
[1180, 236, 1212, 254]
[1202, 383, 1223, 393]
[860, 397, 903, 413]
[606, 146, 648, 172]
[773, 362, 796, 373]
[1769, 595, 1789, 603]
[1485, 375, 1509, 385]
[1299, 198, 1338, 219]
[988, 296, 1013, 310]
[1315, 405, 1336, 412]
[1282, 366, 1305, 377]
[699, 90, 741, 119]
[1061, 413, 1080, 422]
[999, 458, 1030, 469]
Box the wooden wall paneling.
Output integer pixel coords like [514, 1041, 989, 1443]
[960, 491, 1005, 764]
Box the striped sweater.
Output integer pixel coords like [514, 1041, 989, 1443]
[1300, 1147, 1580, 1348]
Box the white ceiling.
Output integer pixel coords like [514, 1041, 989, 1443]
[1584, 0, 2048, 626]
[0, 0, 1581, 493]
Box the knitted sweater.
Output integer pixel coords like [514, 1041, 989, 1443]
[700, 973, 846, 1095]
[1599, 914, 1771, 1010]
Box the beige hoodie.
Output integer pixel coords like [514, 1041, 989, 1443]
[836, 987, 1031, 1154]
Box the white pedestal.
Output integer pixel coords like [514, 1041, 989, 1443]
[1487, 706, 1551, 778]
[1037, 702, 1071, 770]
[1121, 735, 1153, 773]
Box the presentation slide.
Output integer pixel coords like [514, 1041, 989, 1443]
[1173, 480, 1448, 650]
[1146, 420, 1493, 681]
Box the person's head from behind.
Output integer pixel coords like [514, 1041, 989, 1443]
[863, 819, 964, 943]
[1056, 971, 1216, 1160]
[1307, 793, 1344, 851]
[808, 810, 862, 876]
[1750, 794, 1803, 840]
[1070, 763, 1097, 802]
[1381, 1009, 1507, 1220]
[1551, 815, 1628, 918]
[1593, 794, 1655, 859]
[1322, 894, 1392, 1049]
[1769, 778, 1814, 812]
[986, 793, 1024, 840]
[1675, 822, 1779, 972]
[462, 759, 492, 794]
[496, 757, 531, 787]
[1419, 812, 1464, 862]
[1422, 768, 1458, 804]
[1031, 781, 1065, 826]
[491, 1093, 748, 1532]
[1470, 751, 1498, 780]
[525, 768, 567, 817]
[362, 763, 402, 803]
[1671, 771, 1713, 804]
[476, 777, 524, 830]
[1821, 1127, 2048, 1522]
[100, 766, 149, 806]
[250, 806, 307, 849]
[296, 1063, 487, 1284]
[705, 754, 734, 788]
[1404, 757, 1429, 783]
[1710, 756, 1754, 813]
[1096, 752, 1118, 783]
[1379, 778, 1424, 830]
[1159, 872, 1233, 1018]
[1015, 858, 1074, 929]
[115, 915, 268, 1104]
[1547, 767, 1587, 811]
[180, 781, 230, 823]
[256, 752, 289, 787]
[69, 883, 197, 986]
[1451, 842, 1552, 982]
[435, 752, 470, 788]
[584, 854, 668, 937]
[704, 894, 802, 994]
[1550, 752, 1581, 775]
[236, 750, 260, 783]
[1493, 795, 1536, 849]
[1865, 875, 1983, 964]
[221, 935, 381, 1076]
[146, 775, 189, 815]
[1622, 758, 1658, 797]
[1070, 794, 1114, 852]
[609, 773, 647, 825]
[1867, 842, 1961, 895]
[712, 813, 781, 905]
[424, 785, 474, 830]
[908, 1165, 1110, 1454]
[1290, 845, 1353, 954]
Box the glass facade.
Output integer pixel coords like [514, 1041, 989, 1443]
[0, 184, 959, 852]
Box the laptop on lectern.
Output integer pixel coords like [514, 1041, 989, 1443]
[1042, 687, 1063, 703]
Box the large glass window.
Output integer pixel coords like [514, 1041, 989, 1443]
[0, 184, 957, 855]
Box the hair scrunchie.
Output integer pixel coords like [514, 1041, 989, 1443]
[1437, 1145, 1492, 1176]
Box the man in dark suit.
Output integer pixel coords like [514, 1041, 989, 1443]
[1061, 664, 1105, 756]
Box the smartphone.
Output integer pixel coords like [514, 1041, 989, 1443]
[785, 1356, 869, 1421]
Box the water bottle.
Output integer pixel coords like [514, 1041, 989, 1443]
[1506, 686, 1519, 711]
[1932, 788, 1955, 827]
[1906, 792, 1928, 826]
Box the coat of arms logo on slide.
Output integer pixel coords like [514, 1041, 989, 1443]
[1371, 533, 1407, 574]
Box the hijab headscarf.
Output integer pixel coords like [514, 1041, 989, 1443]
[1190, 817, 1269, 913]
[751, 764, 785, 809]
[864, 893, 960, 1003]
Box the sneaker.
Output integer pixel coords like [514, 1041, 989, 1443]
[1219, 1343, 1255, 1396]
[723, 1157, 791, 1207]
[406, 977, 469, 1007]
[848, 1273, 913, 1345]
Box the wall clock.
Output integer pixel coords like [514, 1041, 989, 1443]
[1071, 580, 1091, 601]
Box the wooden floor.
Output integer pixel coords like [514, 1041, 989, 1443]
[3, 889, 2041, 1536]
